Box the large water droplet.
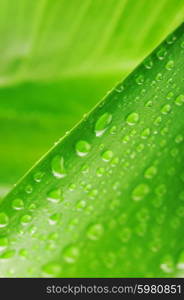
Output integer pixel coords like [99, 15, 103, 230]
[95, 113, 112, 136]
[0, 213, 9, 228]
[51, 155, 66, 178]
[12, 198, 24, 210]
[101, 150, 113, 162]
[47, 188, 62, 203]
[75, 140, 91, 157]
[126, 112, 139, 126]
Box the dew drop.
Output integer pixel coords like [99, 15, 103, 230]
[95, 113, 112, 137]
[51, 155, 66, 178]
[144, 57, 153, 69]
[156, 47, 167, 60]
[25, 184, 33, 194]
[42, 262, 62, 276]
[174, 94, 184, 106]
[126, 112, 139, 126]
[144, 166, 157, 179]
[0, 249, 16, 259]
[33, 171, 44, 183]
[20, 214, 32, 226]
[47, 188, 62, 203]
[49, 213, 61, 225]
[87, 223, 104, 240]
[101, 150, 113, 162]
[75, 140, 91, 157]
[135, 74, 144, 85]
[141, 128, 150, 139]
[96, 167, 105, 177]
[132, 184, 150, 201]
[175, 134, 183, 144]
[0, 213, 9, 228]
[63, 245, 79, 263]
[177, 251, 184, 270]
[160, 255, 174, 273]
[165, 60, 174, 70]
[161, 104, 171, 114]
[12, 198, 24, 210]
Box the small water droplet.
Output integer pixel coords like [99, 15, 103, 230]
[161, 104, 171, 114]
[25, 184, 33, 194]
[144, 57, 153, 69]
[49, 213, 61, 225]
[42, 262, 62, 276]
[141, 128, 150, 139]
[12, 198, 24, 210]
[0, 213, 9, 228]
[33, 171, 44, 183]
[132, 184, 150, 201]
[96, 167, 105, 177]
[87, 223, 104, 240]
[156, 73, 162, 81]
[156, 47, 167, 60]
[175, 134, 183, 144]
[75, 140, 91, 157]
[20, 214, 32, 226]
[160, 255, 174, 273]
[51, 155, 66, 178]
[101, 150, 113, 162]
[165, 60, 174, 70]
[135, 74, 144, 85]
[95, 113, 112, 136]
[144, 166, 157, 179]
[0, 249, 15, 259]
[126, 112, 139, 126]
[63, 245, 79, 263]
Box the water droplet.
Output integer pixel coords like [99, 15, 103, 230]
[160, 255, 174, 273]
[81, 164, 89, 173]
[101, 150, 113, 162]
[175, 134, 183, 144]
[20, 214, 32, 226]
[51, 155, 66, 178]
[42, 262, 62, 276]
[95, 113, 112, 136]
[135, 74, 144, 85]
[33, 171, 44, 183]
[161, 104, 171, 114]
[87, 223, 104, 240]
[165, 60, 174, 70]
[166, 92, 174, 100]
[181, 41, 184, 48]
[0, 237, 8, 251]
[63, 245, 79, 263]
[96, 167, 105, 177]
[12, 198, 24, 210]
[166, 34, 176, 44]
[144, 166, 157, 179]
[49, 213, 61, 225]
[126, 112, 139, 125]
[47, 188, 62, 203]
[25, 184, 33, 194]
[154, 116, 162, 126]
[0, 213, 9, 228]
[177, 251, 184, 270]
[155, 184, 166, 196]
[132, 184, 150, 201]
[156, 73, 162, 81]
[141, 128, 150, 139]
[175, 94, 184, 106]
[144, 57, 153, 69]
[156, 47, 167, 60]
[145, 100, 153, 108]
[75, 140, 91, 157]
[110, 126, 117, 135]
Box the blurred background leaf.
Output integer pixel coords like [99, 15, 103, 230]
[0, 0, 184, 195]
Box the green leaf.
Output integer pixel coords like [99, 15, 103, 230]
[0, 0, 184, 190]
[1, 22, 184, 277]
